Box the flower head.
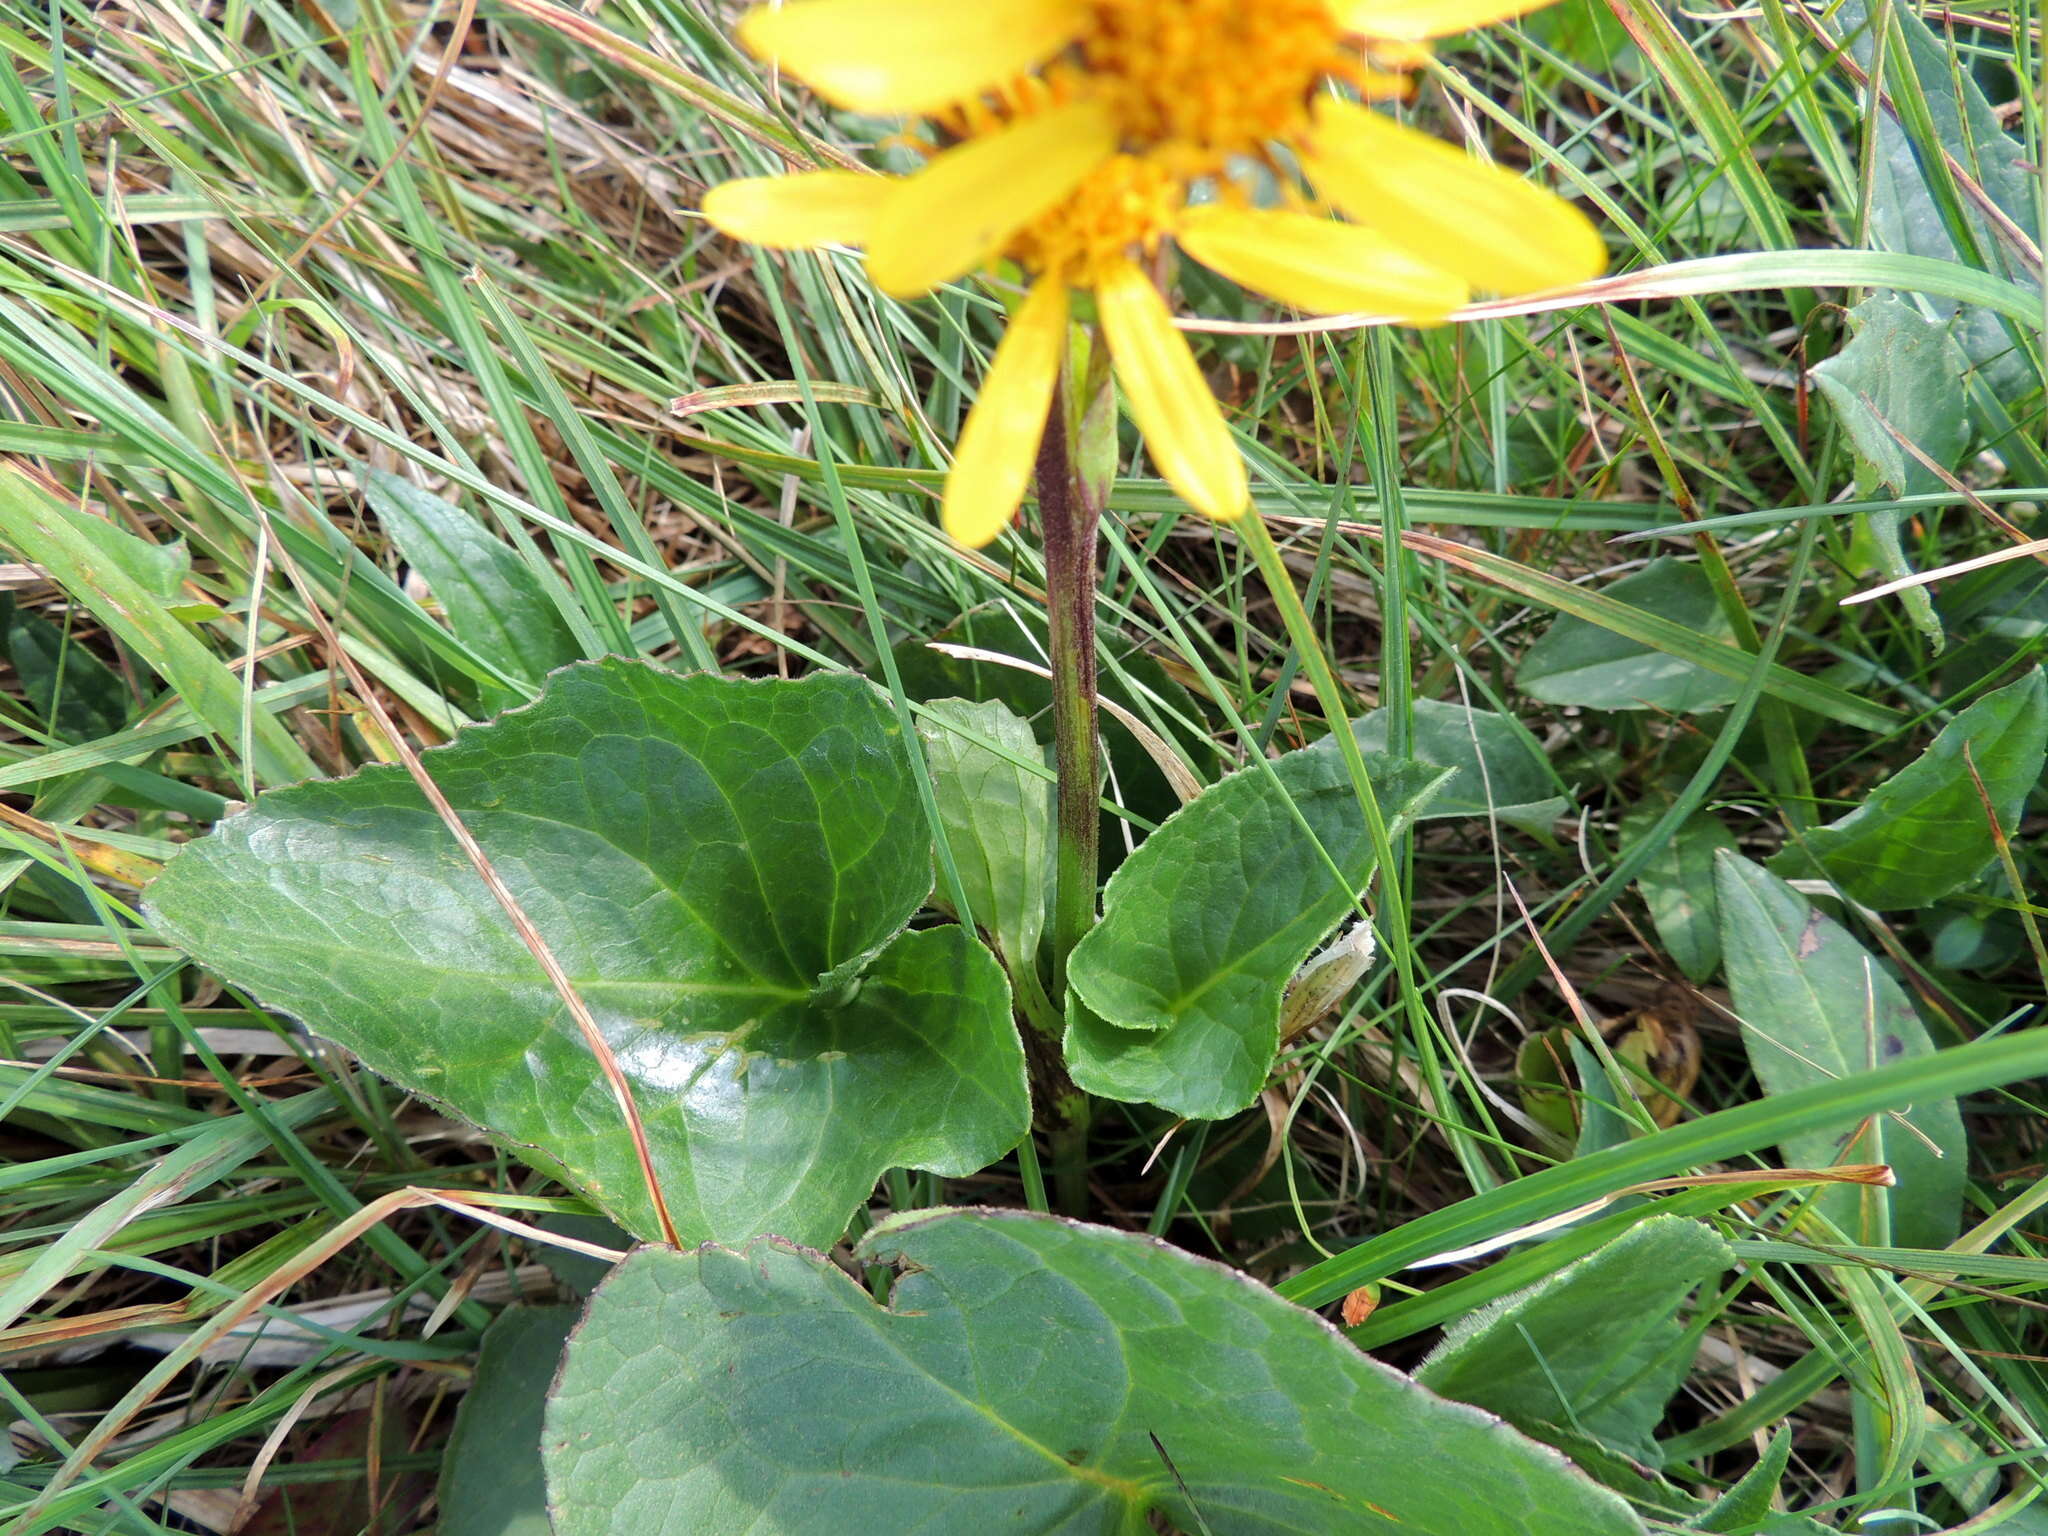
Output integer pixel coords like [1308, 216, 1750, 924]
[704, 0, 1606, 546]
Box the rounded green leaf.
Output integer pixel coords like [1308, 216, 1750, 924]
[1064, 732, 1449, 1118]
[146, 660, 1028, 1246]
[544, 1209, 1645, 1536]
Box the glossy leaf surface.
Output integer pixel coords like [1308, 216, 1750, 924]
[148, 661, 1028, 1245]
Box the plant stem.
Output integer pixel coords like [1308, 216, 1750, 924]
[1032, 331, 1112, 1219]
[1038, 413, 1102, 997]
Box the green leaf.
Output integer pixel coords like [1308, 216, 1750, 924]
[1923, 902, 2023, 973]
[1835, 0, 2040, 397]
[1919, 1408, 1999, 1517]
[1415, 1216, 1731, 1464]
[1810, 296, 1971, 644]
[440, 1304, 578, 1536]
[1713, 854, 1965, 1248]
[1519, 0, 1635, 69]
[1281, 1031, 2046, 1308]
[544, 1210, 1646, 1536]
[364, 469, 582, 708]
[1428, 535, 1900, 733]
[0, 467, 314, 786]
[146, 660, 1029, 1246]
[1355, 697, 1569, 836]
[1686, 1426, 1792, 1532]
[916, 697, 1051, 973]
[1, 594, 129, 742]
[1064, 734, 1448, 1118]
[1626, 802, 1739, 982]
[532, 1211, 629, 1297]
[895, 603, 1202, 841]
[1517, 559, 1742, 714]
[1811, 296, 1971, 502]
[45, 504, 200, 608]
[1768, 670, 2046, 909]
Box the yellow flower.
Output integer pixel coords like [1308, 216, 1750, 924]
[703, 0, 1606, 547]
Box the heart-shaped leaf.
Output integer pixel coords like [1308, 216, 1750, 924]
[146, 660, 1028, 1246]
[544, 1208, 1645, 1536]
[1064, 733, 1448, 1118]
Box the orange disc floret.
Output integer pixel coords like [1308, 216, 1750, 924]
[1080, 0, 1353, 167]
[1014, 153, 1185, 286]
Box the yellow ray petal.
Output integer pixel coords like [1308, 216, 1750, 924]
[700, 171, 894, 249]
[943, 279, 1069, 546]
[739, 0, 1084, 115]
[1094, 260, 1246, 524]
[1334, 0, 1552, 40]
[867, 100, 1117, 298]
[1304, 98, 1606, 294]
[1178, 205, 1467, 320]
